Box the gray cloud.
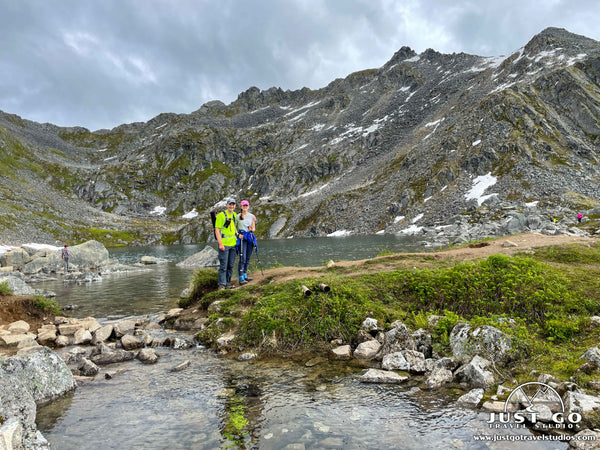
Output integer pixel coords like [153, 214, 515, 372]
[1, 0, 599, 130]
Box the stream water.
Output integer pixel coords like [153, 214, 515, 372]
[33, 235, 567, 449]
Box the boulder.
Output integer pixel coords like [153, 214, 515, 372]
[176, 246, 219, 268]
[329, 345, 352, 360]
[382, 352, 409, 371]
[113, 319, 137, 338]
[0, 276, 41, 296]
[78, 358, 100, 376]
[359, 368, 409, 384]
[450, 323, 511, 365]
[412, 329, 433, 358]
[121, 334, 144, 350]
[137, 348, 159, 364]
[361, 317, 380, 332]
[353, 340, 381, 360]
[21, 240, 110, 274]
[456, 388, 485, 407]
[73, 328, 93, 345]
[0, 346, 75, 445]
[140, 256, 168, 265]
[563, 391, 600, 415]
[89, 343, 134, 365]
[92, 325, 114, 344]
[454, 355, 495, 389]
[581, 347, 600, 367]
[377, 322, 416, 359]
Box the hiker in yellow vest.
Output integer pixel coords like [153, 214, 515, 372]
[215, 198, 238, 289]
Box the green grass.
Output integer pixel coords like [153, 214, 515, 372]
[0, 281, 13, 295]
[32, 295, 62, 315]
[186, 242, 600, 386]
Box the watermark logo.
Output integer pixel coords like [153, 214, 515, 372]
[487, 382, 581, 430]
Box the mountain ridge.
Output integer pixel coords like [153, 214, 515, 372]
[0, 27, 599, 246]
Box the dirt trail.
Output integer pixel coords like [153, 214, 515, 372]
[243, 232, 598, 285]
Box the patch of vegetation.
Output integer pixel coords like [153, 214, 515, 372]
[57, 130, 128, 150]
[0, 281, 13, 295]
[179, 269, 219, 308]
[33, 295, 62, 315]
[187, 242, 600, 386]
[76, 228, 137, 246]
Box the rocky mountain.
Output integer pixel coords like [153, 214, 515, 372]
[0, 27, 599, 246]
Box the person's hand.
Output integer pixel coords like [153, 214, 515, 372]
[219, 243, 225, 251]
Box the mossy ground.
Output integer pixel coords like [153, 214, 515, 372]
[183, 236, 600, 393]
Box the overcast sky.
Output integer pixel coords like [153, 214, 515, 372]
[1, 0, 599, 131]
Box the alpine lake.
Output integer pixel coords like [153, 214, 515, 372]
[34, 235, 566, 449]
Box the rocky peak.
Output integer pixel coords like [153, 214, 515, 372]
[524, 27, 599, 55]
[0, 27, 598, 245]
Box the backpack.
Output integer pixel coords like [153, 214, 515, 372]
[210, 210, 237, 239]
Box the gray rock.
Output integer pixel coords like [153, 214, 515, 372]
[137, 348, 159, 364]
[329, 345, 352, 360]
[92, 325, 114, 344]
[78, 357, 100, 376]
[563, 391, 600, 414]
[454, 355, 495, 389]
[426, 367, 453, 389]
[450, 323, 512, 365]
[581, 347, 600, 367]
[89, 344, 134, 365]
[176, 246, 219, 268]
[359, 368, 409, 384]
[121, 334, 144, 350]
[353, 340, 381, 360]
[382, 352, 410, 371]
[0, 346, 75, 448]
[73, 328, 93, 345]
[569, 430, 600, 449]
[377, 323, 416, 359]
[456, 388, 484, 406]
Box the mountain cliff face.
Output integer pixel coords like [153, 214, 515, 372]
[0, 27, 599, 246]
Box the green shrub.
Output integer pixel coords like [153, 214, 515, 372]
[33, 295, 62, 314]
[0, 281, 12, 295]
[543, 315, 580, 342]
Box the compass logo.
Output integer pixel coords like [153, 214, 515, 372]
[487, 382, 582, 430]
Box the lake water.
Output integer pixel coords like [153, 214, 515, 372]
[33, 235, 568, 449]
[35, 234, 430, 318]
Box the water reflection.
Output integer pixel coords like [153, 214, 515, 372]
[38, 350, 565, 449]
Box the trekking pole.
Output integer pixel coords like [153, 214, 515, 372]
[254, 242, 264, 276]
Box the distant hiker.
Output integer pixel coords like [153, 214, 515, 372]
[61, 244, 73, 273]
[577, 212, 583, 223]
[236, 200, 257, 285]
[215, 198, 238, 289]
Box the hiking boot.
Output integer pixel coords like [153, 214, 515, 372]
[217, 285, 226, 291]
[245, 276, 253, 282]
[239, 279, 248, 285]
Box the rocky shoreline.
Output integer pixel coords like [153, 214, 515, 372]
[3, 236, 600, 448]
[3, 304, 600, 448]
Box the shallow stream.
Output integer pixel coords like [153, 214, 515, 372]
[33, 235, 567, 449]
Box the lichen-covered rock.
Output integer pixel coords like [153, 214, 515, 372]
[454, 355, 495, 389]
[0, 346, 76, 448]
[450, 323, 512, 365]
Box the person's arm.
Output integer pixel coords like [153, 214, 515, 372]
[250, 216, 256, 232]
[215, 213, 226, 251]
